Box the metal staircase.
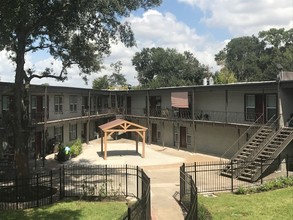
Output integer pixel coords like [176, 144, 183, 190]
[221, 116, 277, 178]
[238, 127, 293, 182]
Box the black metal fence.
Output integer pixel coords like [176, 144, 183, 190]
[0, 165, 151, 220]
[180, 165, 198, 220]
[182, 155, 293, 193]
[0, 169, 61, 210]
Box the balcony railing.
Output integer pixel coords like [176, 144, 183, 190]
[125, 107, 265, 125]
[13, 107, 266, 126]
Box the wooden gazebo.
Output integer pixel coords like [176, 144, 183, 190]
[98, 119, 148, 160]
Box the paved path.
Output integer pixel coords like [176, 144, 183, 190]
[42, 138, 220, 220]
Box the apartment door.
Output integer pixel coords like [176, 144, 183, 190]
[152, 123, 157, 143]
[255, 94, 264, 121]
[180, 126, 187, 148]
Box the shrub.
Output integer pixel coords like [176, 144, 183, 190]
[69, 139, 82, 157]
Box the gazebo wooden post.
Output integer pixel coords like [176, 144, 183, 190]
[101, 131, 104, 154]
[104, 132, 108, 160]
[142, 131, 145, 158]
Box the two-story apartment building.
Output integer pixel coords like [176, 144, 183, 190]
[1, 73, 293, 171]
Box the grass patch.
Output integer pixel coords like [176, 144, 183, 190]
[199, 187, 293, 220]
[0, 200, 127, 220]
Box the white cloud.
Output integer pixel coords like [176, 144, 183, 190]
[102, 9, 222, 85]
[178, 0, 293, 36]
[0, 51, 15, 82]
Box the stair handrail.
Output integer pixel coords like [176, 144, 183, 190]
[251, 127, 293, 182]
[232, 115, 279, 178]
[220, 114, 264, 161]
[243, 115, 280, 163]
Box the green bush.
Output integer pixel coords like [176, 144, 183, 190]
[69, 139, 82, 156]
[234, 176, 293, 195]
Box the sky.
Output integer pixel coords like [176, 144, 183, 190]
[0, 0, 292, 88]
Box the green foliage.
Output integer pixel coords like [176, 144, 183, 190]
[92, 75, 109, 90]
[132, 47, 208, 88]
[215, 28, 293, 82]
[235, 176, 293, 195]
[69, 138, 82, 156]
[215, 67, 237, 84]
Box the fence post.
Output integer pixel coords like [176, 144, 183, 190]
[189, 175, 193, 210]
[194, 162, 197, 186]
[126, 164, 128, 196]
[230, 160, 234, 192]
[105, 165, 108, 196]
[15, 174, 18, 209]
[286, 154, 289, 178]
[50, 170, 53, 204]
[261, 158, 263, 185]
[136, 166, 139, 198]
[59, 167, 62, 199]
[128, 207, 131, 220]
[37, 174, 39, 207]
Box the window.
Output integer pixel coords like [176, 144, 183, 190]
[54, 126, 63, 142]
[69, 96, 77, 113]
[245, 95, 255, 121]
[2, 96, 11, 112]
[54, 96, 63, 113]
[266, 94, 277, 121]
[69, 124, 77, 141]
[31, 96, 37, 120]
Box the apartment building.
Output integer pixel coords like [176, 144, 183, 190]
[1, 74, 293, 168]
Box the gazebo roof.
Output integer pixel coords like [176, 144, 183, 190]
[99, 119, 147, 132]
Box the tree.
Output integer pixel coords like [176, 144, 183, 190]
[132, 47, 207, 88]
[258, 28, 293, 78]
[92, 75, 109, 90]
[92, 61, 127, 89]
[0, 0, 161, 176]
[215, 36, 264, 82]
[109, 61, 127, 87]
[215, 28, 293, 82]
[214, 67, 237, 84]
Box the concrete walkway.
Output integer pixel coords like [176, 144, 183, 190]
[43, 138, 220, 220]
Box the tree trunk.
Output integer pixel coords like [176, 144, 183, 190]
[13, 31, 30, 177]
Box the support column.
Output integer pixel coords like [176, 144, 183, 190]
[142, 132, 145, 158]
[104, 133, 108, 160]
[136, 132, 139, 153]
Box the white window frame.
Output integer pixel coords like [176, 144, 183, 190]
[69, 124, 77, 141]
[69, 95, 77, 113]
[54, 126, 63, 142]
[245, 95, 255, 121]
[266, 94, 277, 121]
[54, 96, 63, 114]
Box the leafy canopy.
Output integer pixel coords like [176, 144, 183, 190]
[215, 28, 293, 82]
[0, 0, 162, 83]
[132, 47, 208, 88]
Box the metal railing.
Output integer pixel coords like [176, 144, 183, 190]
[220, 114, 265, 160]
[0, 164, 151, 220]
[182, 155, 293, 193]
[180, 164, 198, 220]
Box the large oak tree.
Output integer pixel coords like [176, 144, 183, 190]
[0, 0, 161, 176]
[132, 47, 208, 88]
